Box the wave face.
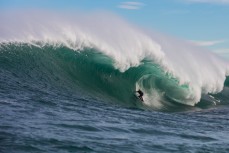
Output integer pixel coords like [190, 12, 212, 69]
[0, 10, 229, 110]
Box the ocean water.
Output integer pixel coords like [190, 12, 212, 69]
[1, 11, 229, 153]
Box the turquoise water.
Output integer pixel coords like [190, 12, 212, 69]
[0, 44, 229, 152]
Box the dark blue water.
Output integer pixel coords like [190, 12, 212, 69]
[1, 90, 229, 153]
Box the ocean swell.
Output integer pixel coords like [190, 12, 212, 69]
[0, 10, 229, 109]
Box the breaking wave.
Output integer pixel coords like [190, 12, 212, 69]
[0, 10, 229, 110]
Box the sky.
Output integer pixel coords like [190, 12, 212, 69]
[1, 0, 229, 58]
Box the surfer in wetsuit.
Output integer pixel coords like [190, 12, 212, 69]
[137, 89, 144, 102]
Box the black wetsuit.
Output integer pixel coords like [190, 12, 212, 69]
[138, 90, 143, 97]
[137, 90, 144, 101]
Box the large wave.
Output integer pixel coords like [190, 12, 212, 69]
[0, 10, 229, 110]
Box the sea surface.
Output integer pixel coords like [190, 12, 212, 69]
[1, 11, 229, 153]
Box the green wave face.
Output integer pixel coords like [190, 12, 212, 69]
[224, 77, 229, 87]
[0, 43, 227, 111]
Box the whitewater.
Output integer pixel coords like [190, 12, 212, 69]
[1, 10, 229, 153]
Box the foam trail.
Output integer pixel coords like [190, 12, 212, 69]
[0, 10, 228, 106]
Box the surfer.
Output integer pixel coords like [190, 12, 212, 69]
[136, 89, 144, 102]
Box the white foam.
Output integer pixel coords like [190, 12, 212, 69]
[0, 10, 228, 106]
